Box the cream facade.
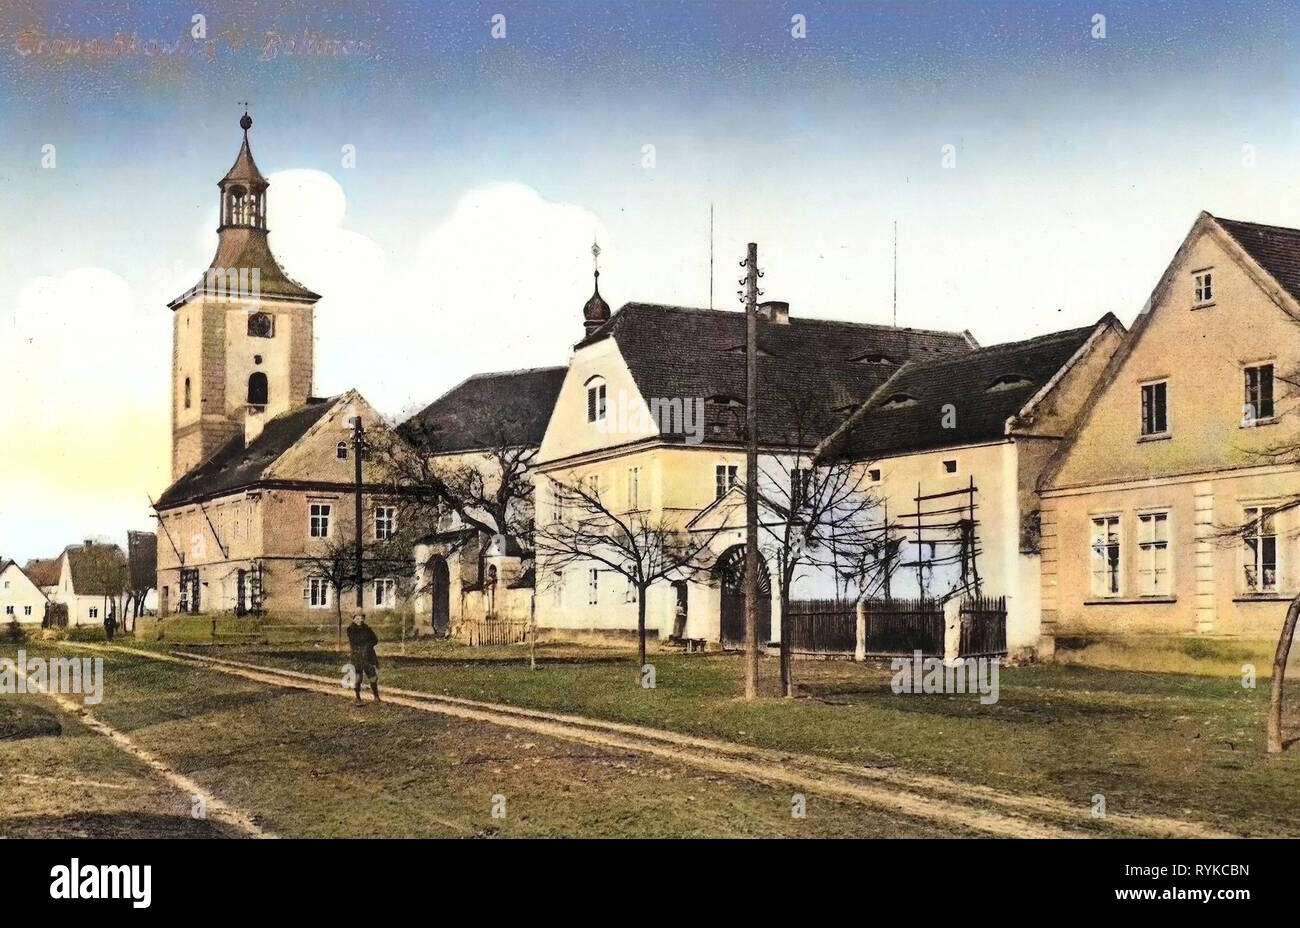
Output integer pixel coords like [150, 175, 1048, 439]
[1041, 213, 1300, 648]
[0, 562, 49, 626]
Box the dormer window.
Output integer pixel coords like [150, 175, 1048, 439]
[248, 312, 274, 338]
[586, 378, 607, 423]
[1193, 269, 1214, 306]
[987, 374, 1034, 392]
[854, 353, 894, 365]
[881, 393, 917, 409]
[336, 441, 348, 460]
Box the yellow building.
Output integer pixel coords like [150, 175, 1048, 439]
[1040, 212, 1300, 650]
[532, 283, 976, 645]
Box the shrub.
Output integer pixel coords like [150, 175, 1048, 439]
[7, 619, 25, 644]
[65, 625, 108, 643]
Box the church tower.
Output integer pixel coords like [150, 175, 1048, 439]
[169, 111, 321, 480]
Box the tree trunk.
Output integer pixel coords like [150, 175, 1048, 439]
[637, 587, 648, 674]
[1267, 594, 1300, 753]
[779, 574, 793, 698]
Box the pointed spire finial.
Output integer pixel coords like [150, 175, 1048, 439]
[591, 238, 601, 281]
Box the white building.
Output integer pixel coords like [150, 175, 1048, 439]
[0, 560, 50, 626]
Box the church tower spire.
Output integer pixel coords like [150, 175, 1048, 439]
[167, 111, 322, 481]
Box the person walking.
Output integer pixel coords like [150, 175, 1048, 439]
[346, 613, 380, 704]
[103, 610, 118, 642]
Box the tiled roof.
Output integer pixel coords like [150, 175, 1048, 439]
[168, 227, 320, 307]
[156, 397, 338, 508]
[22, 557, 60, 588]
[400, 367, 567, 454]
[818, 319, 1112, 461]
[577, 303, 976, 446]
[1214, 215, 1300, 305]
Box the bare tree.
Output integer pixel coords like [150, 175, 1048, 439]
[125, 531, 157, 631]
[374, 407, 538, 544]
[1212, 368, 1300, 752]
[756, 390, 885, 696]
[534, 472, 725, 673]
[296, 534, 410, 649]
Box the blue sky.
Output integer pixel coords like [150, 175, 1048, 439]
[1, 0, 1298, 561]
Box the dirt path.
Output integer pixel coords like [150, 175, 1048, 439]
[74, 643, 1241, 839]
[14, 658, 273, 838]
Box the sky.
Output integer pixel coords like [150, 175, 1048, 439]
[1, 0, 1298, 563]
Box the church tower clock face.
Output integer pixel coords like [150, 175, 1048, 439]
[166, 112, 321, 481]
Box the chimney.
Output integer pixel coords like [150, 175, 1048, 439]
[245, 406, 265, 447]
[758, 300, 790, 324]
[83, 539, 94, 548]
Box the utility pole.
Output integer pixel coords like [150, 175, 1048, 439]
[352, 415, 366, 610]
[892, 219, 898, 328]
[742, 242, 760, 700]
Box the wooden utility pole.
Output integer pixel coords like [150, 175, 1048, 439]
[352, 415, 365, 610]
[743, 242, 760, 700]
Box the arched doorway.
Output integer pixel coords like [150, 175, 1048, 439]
[715, 545, 771, 649]
[430, 556, 450, 634]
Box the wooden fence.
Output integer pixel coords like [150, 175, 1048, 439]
[958, 594, 1008, 658]
[864, 598, 945, 657]
[787, 600, 857, 656]
[786, 595, 1007, 659]
[457, 619, 531, 647]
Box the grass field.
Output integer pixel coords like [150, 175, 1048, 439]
[4, 625, 1299, 837]
[0, 642, 977, 838]
[174, 636, 1300, 837]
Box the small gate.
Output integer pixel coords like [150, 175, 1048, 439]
[959, 594, 1007, 657]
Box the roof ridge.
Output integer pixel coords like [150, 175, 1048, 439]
[466, 365, 567, 380]
[1213, 214, 1300, 235]
[615, 301, 970, 338]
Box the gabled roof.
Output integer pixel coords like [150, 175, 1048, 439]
[62, 542, 127, 596]
[0, 561, 50, 600]
[400, 367, 567, 454]
[156, 397, 338, 508]
[1214, 216, 1300, 306]
[22, 557, 60, 588]
[817, 318, 1116, 462]
[576, 303, 976, 447]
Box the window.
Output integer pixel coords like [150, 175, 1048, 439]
[790, 467, 812, 511]
[715, 464, 739, 499]
[586, 381, 607, 423]
[336, 441, 348, 460]
[3, 606, 12, 615]
[1244, 364, 1275, 424]
[309, 503, 332, 538]
[987, 374, 1034, 392]
[588, 568, 599, 605]
[881, 393, 917, 409]
[374, 506, 396, 540]
[23, 606, 31, 616]
[248, 371, 269, 408]
[184, 377, 192, 409]
[1141, 381, 1168, 436]
[625, 578, 638, 603]
[1243, 505, 1278, 593]
[552, 571, 564, 607]
[1193, 270, 1213, 306]
[1137, 511, 1170, 596]
[306, 577, 331, 609]
[943, 460, 958, 474]
[89, 607, 99, 619]
[868, 468, 881, 482]
[626, 467, 640, 510]
[1090, 515, 1122, 597]
[247, 312, 274, 338]
[374, 578, 396, 608]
